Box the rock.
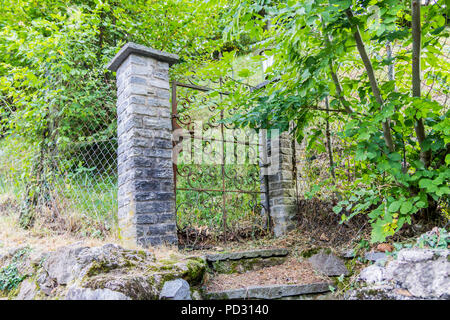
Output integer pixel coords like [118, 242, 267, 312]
[308, 251, 350, 276]
[358, 265, 385, 284]
[340, 249, 355, 259]
[16, 279, 38, 300]
[42, 246, 88, 285]
[365, 251, 388, 262]
[205, 248, 289, 262]
[159, 279, 191, 300]
[66, 287, 131, 300]
[384, 249, 449, 298]
[83, 273, 159, 300]
[42, 243, 155, 285]
[349, 248, 450, 300]
[0, 243, 206, 300]
[396, 248, 435, 262]
[206, 282, 333, 300]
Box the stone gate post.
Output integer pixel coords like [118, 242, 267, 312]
[107, 43, 179, 247]
[260, 129, 297, 237]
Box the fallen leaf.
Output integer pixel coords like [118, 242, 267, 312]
[320, 233, 329, 242]
[377, 243, 394, 252]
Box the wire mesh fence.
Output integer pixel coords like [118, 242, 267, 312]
[0, 88, 118, 238]
[0, 37, 448, 241]
[293, 38, 450, 198]
[290, 39, 449, 243]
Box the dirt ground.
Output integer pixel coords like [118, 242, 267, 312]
[204, 257, 330, 292]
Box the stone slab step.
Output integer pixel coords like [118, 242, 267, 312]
[205, 248, 289, 262]
[205, 282, 333, 299]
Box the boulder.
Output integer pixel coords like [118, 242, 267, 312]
[384, 249, 449, 298]
[16, 279, 38, 300]
[0, 243, 207, 300]
[364, 251, 389, 263]
[159, 279, 191, 300]
[348, 248, 449, 300]
[308, 251, 350, 276]
[42, 243, 155, 285]
[65, 287, 131, 300]
[358, 264, 385, 284]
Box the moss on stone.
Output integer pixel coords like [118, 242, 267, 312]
[184, 258, 206, 285]
[300, 247, 322, 258]
[300, 247, 333, 258]
[209, 256, 287, 274]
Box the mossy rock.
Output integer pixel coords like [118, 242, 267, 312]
[210, 256, 287, 274]
[184, 257, 207, 284]
[3, 243, 208, 300]
[301, 247, 332, 258]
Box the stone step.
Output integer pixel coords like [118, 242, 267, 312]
[205, 248, 289, 262]
[206, 248, 290, 274]
[205, 282, 333, 300]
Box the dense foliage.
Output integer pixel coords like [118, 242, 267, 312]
[0, 0, 448, 242]
[0, 0, 225, 154]
[0, 0, 227, 229]
[213, 0, 450, 242]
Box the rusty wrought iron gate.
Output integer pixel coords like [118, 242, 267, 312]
[171, 78, 269, 243]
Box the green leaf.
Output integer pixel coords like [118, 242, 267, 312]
[400, 201, 413, 215]
[333, 205, 343, 214]
[388, 201, 401, 213]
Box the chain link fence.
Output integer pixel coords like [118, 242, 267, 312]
[294, 37, 449, 196]
[291, 38, 449, 244]
[0, 81, 118, 238]
[0, 36, 448, 241]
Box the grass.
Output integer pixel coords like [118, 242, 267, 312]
[0, 168, 118, 239]
[0, 126, 267, 247]
[175, 162, 266, 233]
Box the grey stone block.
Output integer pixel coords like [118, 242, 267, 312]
[66, 287, 131, 300]
[159, 279, 191, 300]
[135, 201, 174, 214]
[135, 180, 160, 192]
[358, 264, 386, 284]
[206, 248, 289, 262]
[308, 251, 350, 276]
[206, 282, 332, 299]
[135, 213, 175, 224]
[107, 43, 179, 72]
[365, 252, 389, 262]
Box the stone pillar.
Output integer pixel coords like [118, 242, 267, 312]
[107, 43, 179, 247]
[260, 130, 297, 237]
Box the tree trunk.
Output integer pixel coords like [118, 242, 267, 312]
[412, 0, 431, 168]
[346, 9, 395, 153]
[325, 96, 336, 182]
